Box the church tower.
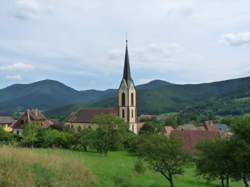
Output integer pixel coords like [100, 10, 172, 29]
[118, 40, 137, 134]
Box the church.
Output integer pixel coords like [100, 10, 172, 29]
[65, 41, 139, 134]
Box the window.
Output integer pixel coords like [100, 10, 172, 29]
[122, 93, 126, 106]
[131, 93, 134, 106]
[131, 109, 134, 118]
[122, 109, 125, 118]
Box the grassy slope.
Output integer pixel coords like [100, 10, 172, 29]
[36, 149, 243, 187]
[0, 146, 97, 187]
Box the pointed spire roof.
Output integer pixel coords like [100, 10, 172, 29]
[123, 40, 133, 85]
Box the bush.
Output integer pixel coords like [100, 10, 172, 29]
[134, 159, 146, 174]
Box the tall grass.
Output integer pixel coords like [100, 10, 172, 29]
[0, 146, 98, 187]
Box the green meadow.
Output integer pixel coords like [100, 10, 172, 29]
[0, 146, 243, 187]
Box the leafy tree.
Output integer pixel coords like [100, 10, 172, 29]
[22, 121, 43, 148]
[71, 128, 94, 151]
[137, 135, 190, 187]
[92, 114, 129, 155]
[196, 138, 233, 187]
[230, 118, 250, 187]
[42, 129, 72, 148]
[0, 128, 14, 144]
[139, 123, 156, 135]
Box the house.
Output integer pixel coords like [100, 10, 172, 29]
[162, 126, 174, 136]
[171, 130, 220, 152]
[203, 121, 220, 132]
[65, 108, 118, 130]
[213, 123, 230, 132]
[139, 114, 153, 121]
[12, 109, 53, 135]
[0, 116, 15, 132]
[176, 124, 197, 131]
[156, 115, 174, 121]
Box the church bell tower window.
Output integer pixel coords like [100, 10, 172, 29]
[122, 93, 126, 106]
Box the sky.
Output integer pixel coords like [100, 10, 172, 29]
[0, 0, 250, 90]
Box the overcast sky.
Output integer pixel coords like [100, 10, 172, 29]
[0, 0, 250, 90]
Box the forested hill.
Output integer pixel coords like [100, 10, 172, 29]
[0, 79, 172, 116]
[47, 76, 250, 117]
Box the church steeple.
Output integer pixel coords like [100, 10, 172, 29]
[123, 40, 132, 85]
[118, 40, 138, 134]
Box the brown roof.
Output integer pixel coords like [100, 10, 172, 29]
[171, 130, 220, 152]
[203, 121, 220, 132]
[65, 108, 118, 123]
[176, 124, 197, 131]
[0, 116, 15, 124]
[12, 109, 52, 129]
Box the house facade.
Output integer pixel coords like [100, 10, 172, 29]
[0, 116, 15, 132]
[65, 108, 118, 130]
[12, 109, 53, 135]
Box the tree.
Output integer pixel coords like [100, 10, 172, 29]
[0, 128, 14, 144]
[42, 129, 72, 148]
[139, 123, 156, 135]
[92, 114, 129, 156]
[137, 135, 190, 187]
[196, 138, 233, 187]
[22, 121, 43, 148]
[71, 128, 94, 151]
[230, 118, 250, 187]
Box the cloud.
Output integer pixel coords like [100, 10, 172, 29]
[0, 62, 35, 72]
[5, 75, 22, 81]
[107, 43, 202, 72]
[10, 0, 42, 20]
[222, 32, 250, 46]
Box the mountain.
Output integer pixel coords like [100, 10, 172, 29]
[2, 77, 250, 118]
[136, 80, 173, 90]
[0, 80, 116, 116]
[47, 76, 250, 117]
[0, 79, 172, 116]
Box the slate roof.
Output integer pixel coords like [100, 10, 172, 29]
[12, 109, 53, 129]
[0, 116, 15, 124]
[213, 123, 230, 132]
[171, 130, 220, 152]
[123, 40, 133, 85]
[65, 108, 118, 123]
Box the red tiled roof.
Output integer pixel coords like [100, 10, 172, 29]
[0, 116, 15, 124]
[171, 130, 220, 152]
[12, 109, 52, 129]
[65, 108, 118, 123]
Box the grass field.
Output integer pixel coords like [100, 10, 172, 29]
[0, 146, 244, 187]
[36, 149, 243, 187]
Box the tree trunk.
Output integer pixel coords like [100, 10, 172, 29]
[168, 174, 174, 187]
[242, 177, 249, 187]
[221, 176, 225, 187]
[226, 175, 230, 187]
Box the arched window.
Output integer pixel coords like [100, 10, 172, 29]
[122, 109, 125, 118]
[131, 93, 134, 106]
[122, 93, 126, 106]
[131, 109, 134, 118]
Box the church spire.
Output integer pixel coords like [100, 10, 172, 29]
[123, 40, 132, 84]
